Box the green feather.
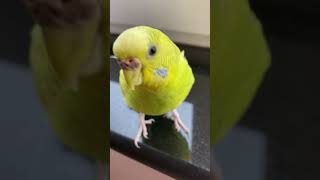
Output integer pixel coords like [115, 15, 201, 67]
[212, 0, 271, 145]
[29, 1, 108, 162]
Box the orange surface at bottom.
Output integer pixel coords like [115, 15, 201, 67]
[110, 149, 174, 180]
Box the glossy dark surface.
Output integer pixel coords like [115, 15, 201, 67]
[110, 38, 210, 172]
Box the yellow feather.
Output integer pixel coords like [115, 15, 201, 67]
[114, 26, 195, 115]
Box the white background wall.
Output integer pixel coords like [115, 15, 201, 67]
[110, 0, 210, 48]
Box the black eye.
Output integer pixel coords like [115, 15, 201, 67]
[148, 45, 157, 57]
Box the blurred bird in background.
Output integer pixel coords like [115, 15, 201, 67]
[22, 0, 108, 179]
[212, 0, 271, 178]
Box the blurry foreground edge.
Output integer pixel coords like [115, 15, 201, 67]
[211, 0, 270, 146]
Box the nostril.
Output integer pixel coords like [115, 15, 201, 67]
[118, 61, 126, 70]
[129, 59, 133, 63]
[122, 63, 129, 69]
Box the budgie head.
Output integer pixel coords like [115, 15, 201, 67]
[113, 26, 181, 90]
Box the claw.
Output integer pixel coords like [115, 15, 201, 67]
[142, 123, 148, 139]
[145, 119, 155, 124]
[134, 114, 155, 148]
[174, 119, 181, 132]
[134, 138, 140, 148]
[134, 125, 142, 148]
[172, 109, 190, 135]
[143, 130, 148, 139]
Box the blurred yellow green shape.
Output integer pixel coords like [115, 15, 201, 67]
[29, 0, 109, 162]
[212, 0, 271, 145]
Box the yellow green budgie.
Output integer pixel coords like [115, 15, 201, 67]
[212, 0, 270, 146]
[212, 0, 270, 178]
[23, 0, 108, 172]
[112, 26, 195, 148]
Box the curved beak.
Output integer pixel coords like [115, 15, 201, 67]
[117, 58, 143, 90]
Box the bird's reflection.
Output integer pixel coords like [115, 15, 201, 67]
[143, 115, 191, 161]
[110, 80, 193, 161]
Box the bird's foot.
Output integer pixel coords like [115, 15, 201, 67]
[164, 112, 173, 119]
[134, 113, 155, 148]
[169, 109, 189, 135]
